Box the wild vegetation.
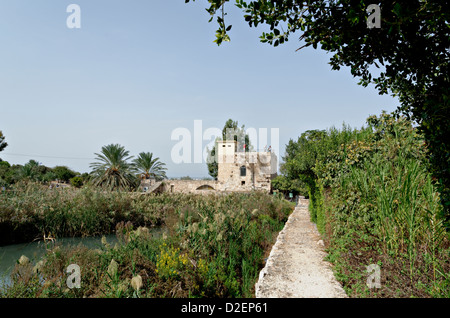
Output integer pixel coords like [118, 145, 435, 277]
[0, 183, 167, 245]
[188, 1, 449, 296]
[0, 159, 83, 188]
[0, 142, 166, 192]
[188, 0, 450, 228]
[0, 137, 292, 298]
[279, 112, 449, 297]
[0, 191, 294, 298]
[89, 144, 141, 191]
[2, 113, 448, 298]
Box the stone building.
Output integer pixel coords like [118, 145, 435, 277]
[142, 140, 277, 194]
[216, 140, 277, 192]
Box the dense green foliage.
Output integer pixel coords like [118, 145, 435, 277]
[281, 112, 449, 297]
[188, 0, 450, 230]
[1, 191, 294, 298]
[281, 126, 369, 198]
[271, 175, 307, 197]
[90, 144, 139, 191]
[52, 166, 77, 183]
[69, 176, 84, 188]
[0, 143, 166, 193]
[0, 160, 80, 188]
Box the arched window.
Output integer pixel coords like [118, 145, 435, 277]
[240, 165, 246, 177]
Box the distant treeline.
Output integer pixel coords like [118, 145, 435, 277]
[0, 160, 87, 188]
[0, 144, 168, 192]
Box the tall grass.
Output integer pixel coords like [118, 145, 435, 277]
[308, 113, 449, 297]
[0, 191, 294, 298]
[174, 192, 292, 296]
[344, 155, 446, 288]
[0, 183, 170, 245]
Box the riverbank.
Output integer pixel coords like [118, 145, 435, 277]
[0, 234, 122, 287]
[0, 183, 168, 246]
[1, 190, 294, 298]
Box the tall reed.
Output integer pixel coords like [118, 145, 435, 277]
[1, 191, 294, 298]
[315, 113, 449, 297]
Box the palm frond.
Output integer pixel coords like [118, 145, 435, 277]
[132, 152, 167, 181]
[89, 144, 138, 191]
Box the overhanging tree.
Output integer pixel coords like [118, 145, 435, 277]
[187, 0, 450, 225]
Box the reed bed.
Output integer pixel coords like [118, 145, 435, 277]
[0, 190, 294, 298]
[314, 114, 450, 297]
[0, 183, 169, 245]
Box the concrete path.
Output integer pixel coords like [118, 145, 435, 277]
[255, 198, 348, 298]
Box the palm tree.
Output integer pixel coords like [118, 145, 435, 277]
[19, 160, 40, 182]
[90, 144, 138, 191]
[132, 152, 167, 181]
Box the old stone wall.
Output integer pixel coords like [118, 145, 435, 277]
[154, 178, 274, 194]
[141, 142, 277, 194]
[217, 152, 276, 192]
[162, 180, 218, 194]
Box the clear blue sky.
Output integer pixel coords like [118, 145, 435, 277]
[0, 0, 398, 178]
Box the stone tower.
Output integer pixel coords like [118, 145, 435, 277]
[217, 140, 277, 192]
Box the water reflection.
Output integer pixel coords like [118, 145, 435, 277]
[0, 234, 118, 288]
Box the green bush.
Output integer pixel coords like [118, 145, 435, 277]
[52, 166, 77, 183]
[279, 112, 449, 297]
[70, 176, 83, 188]
[328, 114, 448, 297]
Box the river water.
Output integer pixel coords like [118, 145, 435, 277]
[0, 229, 162, 289]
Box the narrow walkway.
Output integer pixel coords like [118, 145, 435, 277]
[255, 198, 347, 298]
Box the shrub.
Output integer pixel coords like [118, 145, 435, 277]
[315, 113, 449, 297]
[70, 176, 83, 188]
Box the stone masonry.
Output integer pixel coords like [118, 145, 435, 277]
[142, 140, 277, 194]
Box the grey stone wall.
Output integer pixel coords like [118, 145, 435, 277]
[162, 180, 218, 194]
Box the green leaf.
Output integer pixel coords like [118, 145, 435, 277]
[393, 3, 402, 16]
